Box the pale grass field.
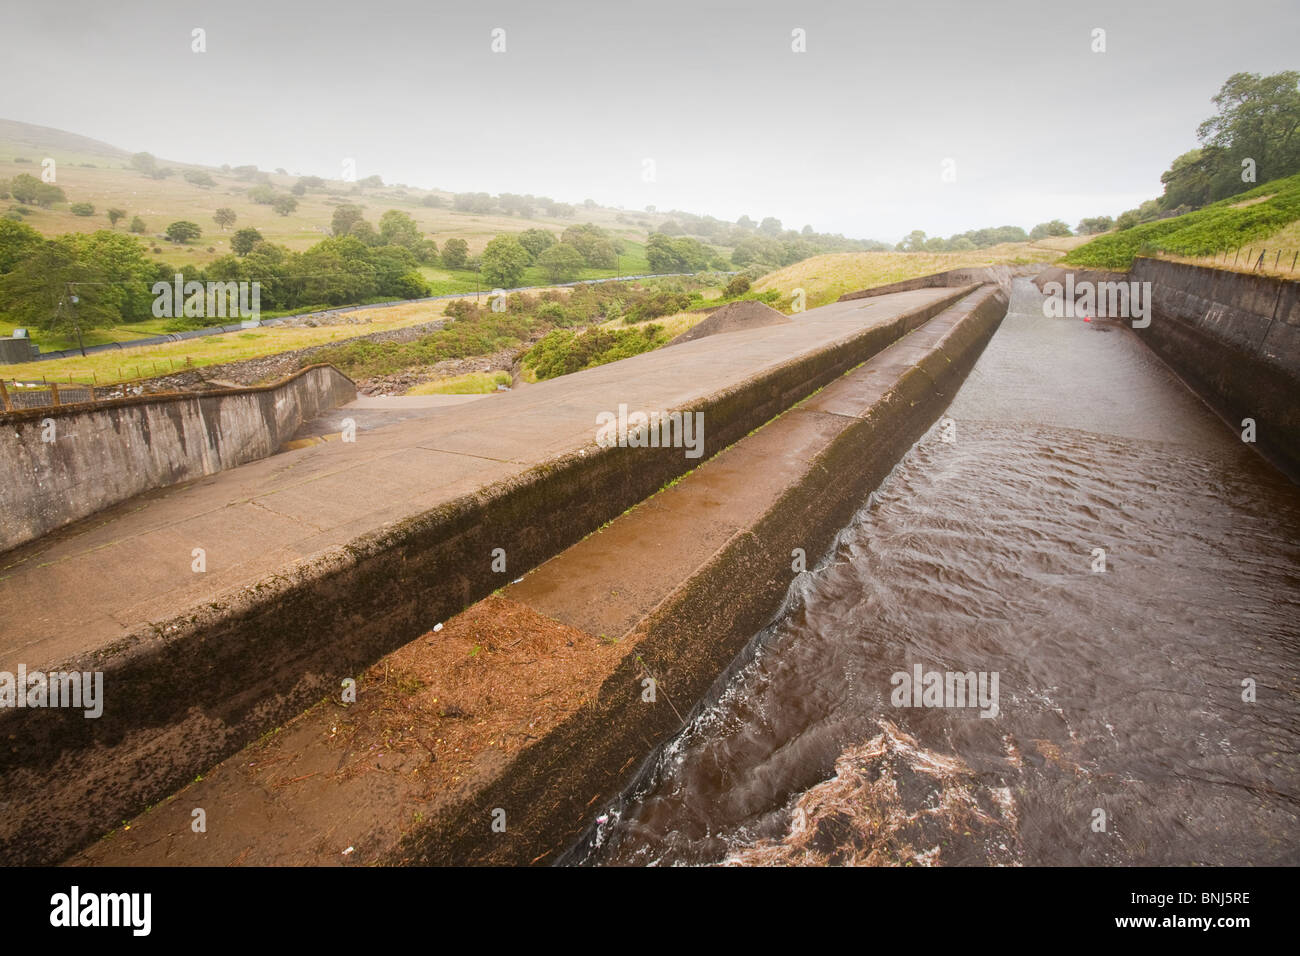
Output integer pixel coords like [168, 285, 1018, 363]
[596, 309, 706, 339]
[1139, 220, 1300, 278]
[0, 298, 453, 385]
[753, 243, 1073, 309]
[405, 370, 512, 395]
[0, 123, 663, 269]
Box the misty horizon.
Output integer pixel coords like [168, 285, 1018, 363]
[2, 0, 1297, 243]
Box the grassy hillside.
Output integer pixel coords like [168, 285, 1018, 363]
[753, 242, 1073, 309]
[0, 118, 676, 269]
[1063, 173, 1300, 270]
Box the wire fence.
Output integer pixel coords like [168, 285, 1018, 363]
[1150, 245, 1300, 278]
[0, 380, 98, 411]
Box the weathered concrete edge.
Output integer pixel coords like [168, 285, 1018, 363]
[0, 364, 359, 552]
[0, 286, 974, 866]
[836, 264, 1041, 302]
[0, 363, 357, 426]
[392, 284, 1010, 865]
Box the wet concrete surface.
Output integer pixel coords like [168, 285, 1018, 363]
[576, 279, 1300, 867]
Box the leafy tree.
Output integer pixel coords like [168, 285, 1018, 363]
[0, 237, 115, 336]
[453, 192, 495, 214]
[0, 219, 42, 273]
[1076, 216, 1114, 235]
[561, 223, 616, 268]
[1115, 209, 1141, 231]
[130, 152, 158, 176]
[107, 207, 127, 229]
[895, 229, 928, 252]
[481, 234, 531, 287]
[34, 182, 64, 206]
[1158, 149, 1213, 210]
[1197, 71, 1300, 199]
[537, 242, 583, 282]
[646, 234, 710, 273]
[247, 184, 277, 204]
[1029, 220, 1072, 240]
[724, 274, 751, 297]
[165, 220, 202, 243]
[70, 202, 95, 216]
[441, 237, 469, 269]
[10, 173, 52, 205]
[348, 219, 380, 245]
[213, 207, 237, 231]
[272, 195, 299, 216]
[72, 230, 162, 321]
[731, 235, 785, 266]
[331, 204, 365, 236]
[231, 227, 263, 255]
[378, 209, 420, 248]
[517, 228, 556, 261]
[128, 216, 147, 234]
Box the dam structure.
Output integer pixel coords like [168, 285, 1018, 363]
[1, 261, 1297, 867]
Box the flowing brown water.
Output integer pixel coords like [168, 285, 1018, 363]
[572, 278, 1300, 867]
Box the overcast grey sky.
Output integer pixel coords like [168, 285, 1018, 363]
[1, 0, 1296, 241]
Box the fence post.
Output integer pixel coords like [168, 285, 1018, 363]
[0, 380, 10, 412]
[1292, 251, 1298, 273]
[50, 383, 60, 407]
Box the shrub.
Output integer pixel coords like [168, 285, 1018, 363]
[724, 274, 751, 297]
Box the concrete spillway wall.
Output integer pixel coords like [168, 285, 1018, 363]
[1036, 259, 1300, 479]
[0, 365, 357, 552]
[0, 287, 972, 865]
[837, 264, 1042, 302]
[401, 284, 1012, 865]
[70, 283, 1013, 868]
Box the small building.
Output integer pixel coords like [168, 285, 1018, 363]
[0, 330, 39, 364]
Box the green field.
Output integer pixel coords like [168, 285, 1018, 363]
[1063, 173, 1300, 270]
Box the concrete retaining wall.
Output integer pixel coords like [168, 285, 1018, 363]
[401, 285, 1011, 864]
[0, 364, 357, 552]
[1036, 259, 1300, 479]
[837, 264, 1041, 302]
[0, 287, 973, 865]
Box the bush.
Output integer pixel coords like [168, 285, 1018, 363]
[70, 202, 95, 216]
[165, 220, 202, 243]
[724, 274, 751, 297]
[523, 324, 668, 380]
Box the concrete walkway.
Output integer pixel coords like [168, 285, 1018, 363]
[286, 393, 491, 442]
[0, 289, 954, 671]
[72, 285, 1005, 867]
